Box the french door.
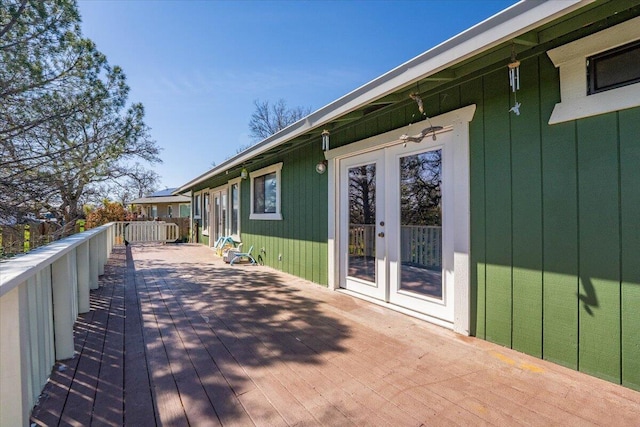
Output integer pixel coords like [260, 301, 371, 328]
[339, 131, 454, 322]
[339, 150, 387, 300]
[211, 189, 227, 245]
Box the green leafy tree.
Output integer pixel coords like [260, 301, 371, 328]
[0, 1, 161, 233]
[0, 1, 100, 222]
[85, 200, 127, 228]
[40, 65, 161, 226]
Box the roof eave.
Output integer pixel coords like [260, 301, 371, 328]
[175, 0, 592, 194]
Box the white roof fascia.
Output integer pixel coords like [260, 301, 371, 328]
[175, 0, 592, 194]
[130, 195, 190, 205]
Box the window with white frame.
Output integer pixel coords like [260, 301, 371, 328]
[587, 40, 640, 95]
[250, 163, 283, 220]
[547, 16, 640, 124]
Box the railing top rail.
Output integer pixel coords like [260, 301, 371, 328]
[0, 223, 112, 296]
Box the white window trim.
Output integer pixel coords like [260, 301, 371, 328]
[228, 177, 242, 238]
[547, 16, 640, 124]
[249, 162, 283, 221]
[325, 104, 475, 335]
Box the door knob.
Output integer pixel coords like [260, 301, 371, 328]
[378, 232, 385, 237]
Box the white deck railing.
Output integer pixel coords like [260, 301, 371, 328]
[0, 220, 177, 426]
[0, 223, 113, 426]
[349, 224, 442, 268]
[112, 221, 180, 244]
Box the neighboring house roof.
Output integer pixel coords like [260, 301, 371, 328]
[131, 187, 191, 205]
[129, 196, 190, 205]
[151, 188, 179, 197]
[130, 195, 190, 205]
[175, 0, 592, 194]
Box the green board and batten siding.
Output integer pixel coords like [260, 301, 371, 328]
[332, 54, 638, 388]
[620, 108, 640, 390]
[235, 51, 640, 389]
[240, 142, 328, 286]
[468, 53, 640, 389]
[191, 9, 640, 389]
[539, 55, 579, 371]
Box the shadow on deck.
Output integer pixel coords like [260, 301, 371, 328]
[30, 244, 640, 426]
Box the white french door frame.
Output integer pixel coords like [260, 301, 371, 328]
[210, 178, 242, 247]
[339, 150, 387, 301]
[385, 139, 453, 322]
[210, 185, 228, 247]
[326, 104, 475, 335]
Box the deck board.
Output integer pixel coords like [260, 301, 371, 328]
[30, 243, 640, 426]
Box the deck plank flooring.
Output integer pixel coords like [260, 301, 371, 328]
[30, 243, 640, 426]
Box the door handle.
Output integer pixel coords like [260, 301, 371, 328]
[378, 232, 385, 237]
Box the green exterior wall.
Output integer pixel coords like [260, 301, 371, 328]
[465, 55, 640, 390]
[238, 142, 328, 285]
[230, 52, 640, 389]
[188, 3, 640, 390]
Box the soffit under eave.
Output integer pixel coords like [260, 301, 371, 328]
[341, 0, 640, 110]
[178, 0, 606, 194]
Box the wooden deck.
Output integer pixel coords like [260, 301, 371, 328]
[30, 243, 640, 426]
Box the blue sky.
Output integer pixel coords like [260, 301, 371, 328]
[77, 0, 517, 190]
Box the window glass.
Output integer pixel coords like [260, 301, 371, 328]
[253, 172, 277, 214]
[194, 194, 201, 217]
[179, 204, 190, 217]
[203, 193, 209, 229]
[588, 40, 640, 94]
[249, 163, 283, 220]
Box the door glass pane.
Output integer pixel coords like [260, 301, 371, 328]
[399, 150, 442, 299]
[203, 194, 209, 229]
[348, 163, 376, 283]
[221, 194, 227, 236]
[214, 195, 221, 239]
[230, 183, 239, 235]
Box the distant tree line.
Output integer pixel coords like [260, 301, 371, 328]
[0, 0, 161, 234]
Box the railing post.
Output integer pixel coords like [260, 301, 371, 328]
[97, 232, 104, 276]
[51, 253, 77, 360]
[89, 235, 100, 290]
[23, 224, 31, 253]
[76, 241, 90, 313]
[107, 224, 114, 254]
[32, 268, 55, 398]
[0, 285, 31, 426]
